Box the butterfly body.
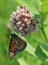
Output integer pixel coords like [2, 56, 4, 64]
[9, 34, 27, 59]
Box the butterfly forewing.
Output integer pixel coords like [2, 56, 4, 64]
[16, 36, 27, 51]
[9, 34, 27, 59]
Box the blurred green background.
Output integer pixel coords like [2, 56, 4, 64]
[0, 0, 48, 65]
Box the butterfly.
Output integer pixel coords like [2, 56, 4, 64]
[9, 33, 27, 59]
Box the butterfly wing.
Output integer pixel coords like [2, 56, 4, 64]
[16, 36, 27, 51]
[9, 35, 19, 58]
[9, 34, 27, 59]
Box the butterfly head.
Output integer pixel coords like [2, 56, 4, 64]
[11, 33, 17, 38]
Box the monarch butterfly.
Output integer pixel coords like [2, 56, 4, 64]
[9, 33, 27, 59]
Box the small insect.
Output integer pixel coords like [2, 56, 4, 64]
[9, 33, 27, 59]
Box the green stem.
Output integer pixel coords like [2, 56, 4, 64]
[39, 8, 48, 43]
[16, 0, 23, 6]
[40, 27, 48, 43]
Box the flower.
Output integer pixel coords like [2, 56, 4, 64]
[10, 5, 38, 36]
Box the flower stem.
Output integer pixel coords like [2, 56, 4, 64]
[16, 0, 23, 6]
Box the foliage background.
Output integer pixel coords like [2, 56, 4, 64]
[0, 0, 48, 65]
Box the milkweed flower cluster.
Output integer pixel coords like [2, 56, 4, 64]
[10, 6, 38, 36]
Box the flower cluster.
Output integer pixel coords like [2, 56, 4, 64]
[10, 6, 38, 36]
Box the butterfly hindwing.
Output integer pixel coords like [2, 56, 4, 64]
[9, 34, 27, 59]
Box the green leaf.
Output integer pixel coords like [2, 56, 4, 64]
[17, 56, 41, 65]
[17, 58, 28, 65]
[35, 42, 48, 61]
[25, 42, 36, 57]
[32, 29, 46, 43]
[40, 43, 48, 57]
[41, 61, 48, 65]
[36, 0, 48, 12]
[40, 43, 48, 51]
